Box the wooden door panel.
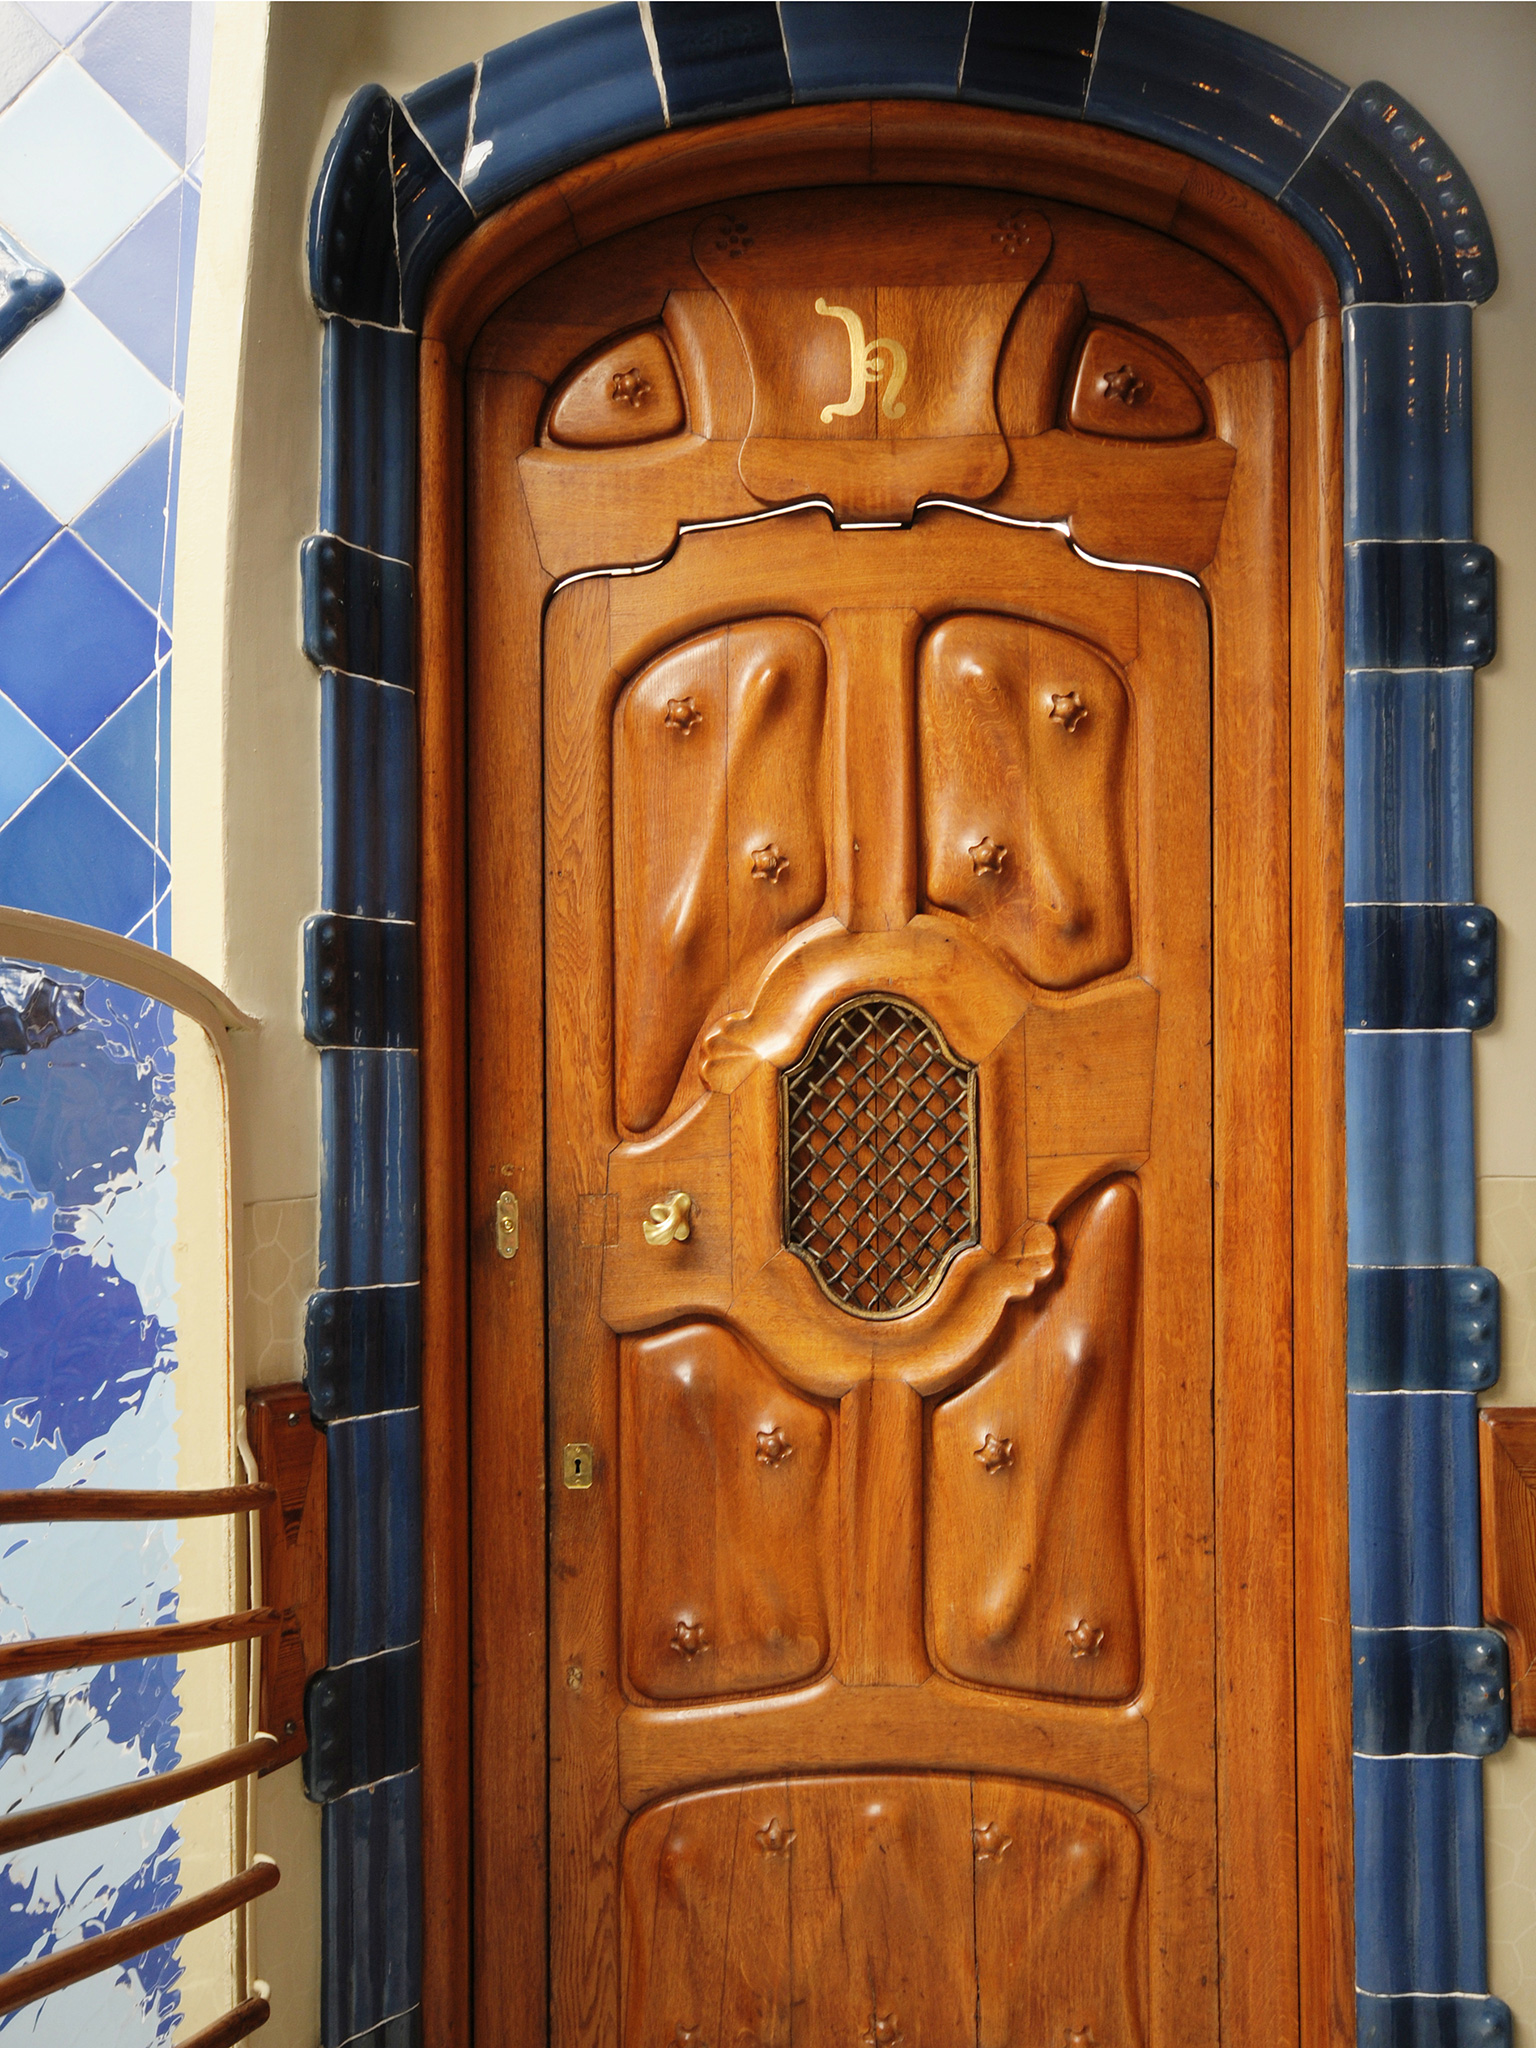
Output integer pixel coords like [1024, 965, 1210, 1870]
[918, 612, 1134, 988]
[928, 1176, 1141, 1700]
[620, 1773, 1143, 2048]
[619, 1320, 836, 1700]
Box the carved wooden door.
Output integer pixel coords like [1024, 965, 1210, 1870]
[466, 175, 1292, 2046]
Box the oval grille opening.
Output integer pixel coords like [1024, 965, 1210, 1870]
[782, 996, 978, 1318]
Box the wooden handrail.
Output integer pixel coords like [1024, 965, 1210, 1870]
[0, 1486, 276, 1523]
[0, 1608, 280, 1684]
[0, 1733, 280, 1855]
[179, 1996, 271, 2048]
[0, 1858, 279, 2017]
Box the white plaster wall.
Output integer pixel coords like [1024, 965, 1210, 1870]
[173, 4, 1534, 2039]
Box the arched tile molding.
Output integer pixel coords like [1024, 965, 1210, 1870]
[300, 7, 1504, 2044]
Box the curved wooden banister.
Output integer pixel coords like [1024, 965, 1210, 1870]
[0, 1733, 280, 1856]
[179, 1996, 272, 2048]
[0, 1486, 276, 1523]
[0, 1858, 279, 2017]
[0, 1608, 280, 1684]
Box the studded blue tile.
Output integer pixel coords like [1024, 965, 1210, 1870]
[309, 86, 399, 326]
[0, 462, 57, 590]
[960, 2, 1099, 115]
[1346, 1032, 1474, 1267]
[1282, 84, 1497, 307]
[0, 690, 63, 827]
[1346, 905, 1496, 1031]
[327, 1408, 422, 1664]
[1348, 1268, 1500, 1394]
[1349, 1392, 1480, 1628]
[1087, 2, 1347, 197]
[319, 1048, 420, 1290]
[1346, 542, 1495, 674]
[651, 3, 790, 124]
[321, 321, 419, 565]
[303, 534, 414, 689]
[465, 7, 664, 217]
[0, 763, 165, 932]
[72, 425, 174, 612]
[1344, 671, 1472, 907]
[402, 62, 476, 180]
[320, 671, 418, 922]
[321, 1767, 421, 2045]
[393, 113, 475, 330]
[73, 671, 158, 839]
[304, 914, 418, 1050]
[779, 2, 968, 100]
[1344, 305, 1472, 543]
[1353, 1628, 1508, 1756]
[306, 1284, 421, 1424]
[74, 181, 184, 385]
[305, 1642, 421, 1804]
[0, 530, 158, 752]
[1357, 1992, 1511, 2048]
[1354, 1756, 1489, 1994]
[76, 0, 193, 162]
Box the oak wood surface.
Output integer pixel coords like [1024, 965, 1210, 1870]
[1481, 1411, 1536, 1733]
[417, 101, 1351, 2048]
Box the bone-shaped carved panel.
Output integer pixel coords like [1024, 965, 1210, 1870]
[918, 613, 1134, 989]
[613, 619, 828, 1134]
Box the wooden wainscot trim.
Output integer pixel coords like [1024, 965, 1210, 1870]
[246, 1384, 327, 1770]
[1481, 1409, 1536, 1733]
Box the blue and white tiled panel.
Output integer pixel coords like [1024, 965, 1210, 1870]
[0, 959, 188, 2042]
[0, 2, 214, 947]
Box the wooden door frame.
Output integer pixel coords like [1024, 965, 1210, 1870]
[415, 103, 1347, 2044]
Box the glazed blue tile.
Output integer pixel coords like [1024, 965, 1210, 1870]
[155, 656, 169, 855]
[1346, 542, 1495, 673]
[464, 7, 664, 217]
[1346, 1032, 1474, 1267]
[319, 671, 418, 921]
[305, 1641, 421, 1803]
[1353, 1628, 1508, 1756]
[327, 1408, 422, 1664]
[303, 535, 414, 689]
[1282, 84, 1497, 307]
[0, 531, 157, 752]
[0, 690, 63, 826]
[1348, 1267, 1500, 1394]
[25, 2, 106, 42]
[1357, 1992, 1512, 2048]
[1346, 905, 1497, 1032]
[321, 1767, 421, 2045]
[392, 110, 476, 330]
[306, 1284, 421, 1424]
[0, 763, 165, 932]
[321, 321, 419, 564]
[960, 2, 1099, 116]
[1087, 2, 1347, 198]
[0, 225, 63, 357]
[172, 173, 199, 398]
[74, 181, 183, 385]
[72, 424, 174, 612]
[650, 2, 790, 124]
[309, 85, 400, 325]
[77, 0, 192, 162]
[0, 463, 57, 589]
[402, 62, 476, 180]
[158, 419, 182, 626]
[304, 914, 419, 1050]
[779, 2, 968, 100]
[1348, 1391, 1480, 1628]
[1354, 1756, 1488, 1994]
[1344, 671, 1472, 906]
[319, 1049, 420, 1290]
[73, 671, 158, 839]
[1344, 305, 1472, 543]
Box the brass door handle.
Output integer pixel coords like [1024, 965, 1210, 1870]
[642, 1191, 693, 1246]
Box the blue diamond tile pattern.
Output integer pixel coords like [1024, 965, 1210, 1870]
[0, 0, 202, 943]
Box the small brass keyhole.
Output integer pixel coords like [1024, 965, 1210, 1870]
[563, 1442, 594, 1490]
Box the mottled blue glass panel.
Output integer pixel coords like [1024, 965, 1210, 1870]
[0, 961, 189, 2042]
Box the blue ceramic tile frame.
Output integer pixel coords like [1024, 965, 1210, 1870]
[302, 7, 1505, 2038]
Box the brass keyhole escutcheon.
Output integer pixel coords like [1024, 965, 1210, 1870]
[562, 1443, 595, 1490]
[643, 1190, 694, 1246]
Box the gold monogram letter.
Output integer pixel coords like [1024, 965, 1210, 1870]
[814, 298, 909, 423]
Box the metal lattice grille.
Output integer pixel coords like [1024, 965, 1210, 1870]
[782, 997, 978, 1318]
